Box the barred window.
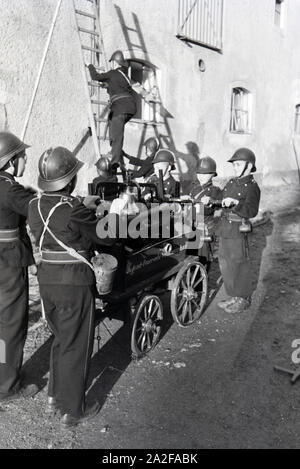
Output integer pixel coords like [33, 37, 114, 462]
[275, 0, 284, 28]
[177, 0, 224, 51]
[295, 105, 300, 134]
[230, 88, 252, 134]
[127, 60, 161, 123]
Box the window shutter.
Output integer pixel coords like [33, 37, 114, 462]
[177, 0, 224, 51]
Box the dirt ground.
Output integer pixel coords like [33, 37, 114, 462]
[0, 184, 300, 449]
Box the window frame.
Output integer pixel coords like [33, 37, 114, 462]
[127, 59, 162, 125]
[294, 104, 300, 134]
[274, 0, 285, 29]
[230, 87, 253, 134]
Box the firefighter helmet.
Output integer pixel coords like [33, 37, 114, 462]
[228, 148, 256, 172]
[143, 137, 159, 154]
[95, 154, 112, 173]
[196, 156, 217, 176]
[0, 132, 30, 170]
[109, 50, 128, 67]
[38, 147, 84, 192]
[152, 149, 175, 170]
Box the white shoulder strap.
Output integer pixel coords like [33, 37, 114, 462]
[0, 174, 14, 185]
[117, 69, 132, 87]
[37, 196, 93, 270]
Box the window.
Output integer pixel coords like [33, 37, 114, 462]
[0, 339, 5, 364]
[127, 60, 160, 122]
[230, 87, 252, 134]
[295, 105, 300, 134]
[177, 0, 224, 51]
[274, 0, 284, 28]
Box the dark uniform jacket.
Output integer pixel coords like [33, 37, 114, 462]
[190, 181, 222, 216]
[0, 171, 35, 267]
[145, 174, 177, 199]
[219, 174, 261, 238]
[89, 66, 136, 116]
[28, 192, 115, 286]
[123, 152, 154, 179]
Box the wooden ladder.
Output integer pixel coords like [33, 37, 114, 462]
[72, 0, 110, 159]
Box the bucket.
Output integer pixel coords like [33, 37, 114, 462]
[91, 253, 118, 295]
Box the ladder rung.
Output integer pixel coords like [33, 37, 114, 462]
[82, 45, 102, 53]
[130, 119, 162, 126]
[88, 81, 102, 86]
[79, 27, 99, 37]
[88, 81, 108, 87]
[130, 44, 145, 50]
[94, 117, 108, 123]
[86, 65, 105, 72]
[91, 99, 108, 105]
[75, 9, 96, 19]
[126, 27, 138, 33]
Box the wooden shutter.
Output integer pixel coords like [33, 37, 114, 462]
[177, 0, 224, 51]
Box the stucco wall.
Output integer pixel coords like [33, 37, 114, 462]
[101, 0, 300, 185]
[0, 0, 97, 194]
[0, 0, 299, 192]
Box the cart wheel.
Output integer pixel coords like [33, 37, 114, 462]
[131, 295, 163, 358]
[171, 261, 208, 327]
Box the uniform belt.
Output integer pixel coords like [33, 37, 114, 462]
[110, 93, 132, 105]
[223, 212, 243, 223]
[0, 228, 20, 241]
[41, 250, 89, 264]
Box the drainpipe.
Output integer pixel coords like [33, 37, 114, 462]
[21, 0, 62, 140]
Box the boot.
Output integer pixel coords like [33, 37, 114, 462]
[45, 396, 59, 415]
[0, 383, 39, 403]
[217, 297, 236, 310]
[224, 297, 251, 314]
[61, 401, 101, 427]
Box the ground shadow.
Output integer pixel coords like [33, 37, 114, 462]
[221, 211, 300, 447]
[22, 334, 53, 390]
[86, 294, 174, 407]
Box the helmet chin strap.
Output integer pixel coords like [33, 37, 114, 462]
[238, 162, 249, 178]
[8, 159, 17, 176]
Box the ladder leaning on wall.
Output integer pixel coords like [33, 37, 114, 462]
[72, 0, 110, 160]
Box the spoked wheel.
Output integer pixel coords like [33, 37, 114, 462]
[171, 261, 208, 327]
[131, 295, 163, 358]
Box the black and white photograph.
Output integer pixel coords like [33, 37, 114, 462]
[0, 0, 300, 453]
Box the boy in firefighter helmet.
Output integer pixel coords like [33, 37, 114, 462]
[27, 146, 115, 426]
[88, 50, 154, 173]
[92, 152, 118, 200]
[88, 51, 136, 172]
[190, 156, 222, 214]
[0, 132, 38, 401]
[185, 156, 222, 261]
[143, 149, 178, 200]
[123, 137, 159, 181]
[217, 148, 260, 314]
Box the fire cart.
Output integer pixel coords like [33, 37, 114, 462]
[88, 176, 214, 358]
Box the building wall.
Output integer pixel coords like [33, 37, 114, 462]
[0, 0, 299, 192]
[102, 0, 300, 185]
[0, 0, 97, 194]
